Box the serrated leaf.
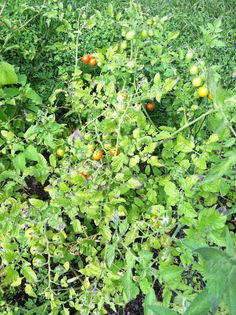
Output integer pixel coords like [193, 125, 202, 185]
[144, 288, 157, 315]
[195, 247, 231, 262]
[0, 61, 18, 85]
[122, 270, 139, 303]
[156, 131, 170, 141]
[148, 305, 177, 315]
[25, 283, 37, 298]
[12, 153, 26, 171]
[127, 177, 143, 189]
[25, 86, 42, 104]
[22, 265, 37, 283]
[226, 228, 235, 257]
[24, 145, 39, 161]
[29, 199, 45, 209]
[162, 78, 178, 93]
[107, 3, 114, 16]
[105, 244, 116, 268]
[84, 15, 96, 29]
[185, 288, 210, 315]
[64, 262, 70, 271]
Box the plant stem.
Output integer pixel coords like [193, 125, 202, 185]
[159, 108, 216, 143]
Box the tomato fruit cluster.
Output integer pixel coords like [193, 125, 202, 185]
[81, 54, 97, 66]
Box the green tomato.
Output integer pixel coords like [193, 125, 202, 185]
[103, 143, 111, 150]
[148, 30, 154, 37]
[189, 65, 199, 75]
[84, 133, 93, 141]
[141, 30, 148, 38]
[25, 227, 39, 240]
[186, 51, 194, 61]
[125, 30, 136, 41]
[56, 148, 65, 158]
[192, 76, 203, 87]
[33, 255, 46, 268]
[121, 30, 126, 37]
[147, 18, 153, 25]
[120, 41, 127, 50]
[30, 244, 44, 255]
[87, 143, 95, 152]
[52, 231, 67, 243]
[54, 246, 67, 259]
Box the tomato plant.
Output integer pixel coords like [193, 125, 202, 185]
[0, 1, 235, 315]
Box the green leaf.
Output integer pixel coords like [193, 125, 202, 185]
[0, 61, 18, 85]
[25, 283, 37, 298]
[226, 228, 235, 257]
[25, 86, 42, 104]
[125, 249, 136, 269]
[159, 265, 183, 284]
[163, 78, 178, 93]
[122, 270, 139, 303]
[144, 288, 157, 315]
[127, 177, 143, 189]
[156, 131, 170, 141]
[195, 247, 231, 263]
[84, 15, 96, 29]
[226, 267, 236, 315]
[29, 199, 45, 209]
[174, 135, 194, 153]
[12, 153, 26, 171]
[3, 266, 19, 286]
[1, 130, 14, 140]
[22, 265, 38, 283]
[148, 305, 178, 315]
[24, 145, 40, 161]
[185, 288, 210, 315]
[107, 3, 114, 17]
[105, 244, 116, 268]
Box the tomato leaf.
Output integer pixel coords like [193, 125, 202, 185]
[21, 265, 38, 283]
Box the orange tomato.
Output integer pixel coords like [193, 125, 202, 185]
[146, 103, 156, 111]
[89, 58, 97, 66]
[79, 172, 89, 180]
[81, 55, 91, 64]
[110, 147, 121, 156]
[92, 149, 103, 161]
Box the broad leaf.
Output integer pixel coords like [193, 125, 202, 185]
[144, 288, 157, 315]
[148, 305, 178, 315]
[185, 288, 210, 315]
[0, 61, 18, 85]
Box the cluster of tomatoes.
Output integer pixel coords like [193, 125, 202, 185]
[56, 146, 121, 180]
[189, 65, 213, 100]
[81, 54, 97, 66]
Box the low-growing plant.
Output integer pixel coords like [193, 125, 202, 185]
[0, 1, 236, 315]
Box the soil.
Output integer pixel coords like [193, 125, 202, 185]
[105, 294, 144, 315]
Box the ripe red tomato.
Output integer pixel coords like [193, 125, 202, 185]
[110, 147, 121, 156]
[92, 149, 103, 161]
[89, 58, 97, 66]
[146, 103, 156, 111]
[81, 55, 91, 64]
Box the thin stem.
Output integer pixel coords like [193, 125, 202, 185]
[158, 108, 216, 144]
[0, 1, 6, 17]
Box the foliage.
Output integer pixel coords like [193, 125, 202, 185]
[0, 1, 236, 314]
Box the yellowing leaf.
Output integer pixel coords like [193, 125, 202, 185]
[25, 283, 37, 298]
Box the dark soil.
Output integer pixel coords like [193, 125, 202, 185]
[105, 294, 144, 315]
